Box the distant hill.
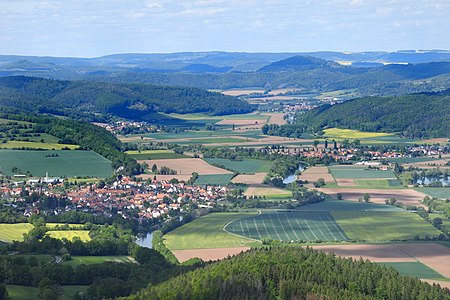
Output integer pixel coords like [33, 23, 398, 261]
[0, 76, 254, 119]
[128, 247, 450, 299]
[257, 55, 340, 72]
[297, 90, 450, 138]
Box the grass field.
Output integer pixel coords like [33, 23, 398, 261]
[0, 141, 79, 150]
[353, 179, 402, 189]
[389, 157, 441, 164]
[381, 262, 446, 279]
[332, 212, 443, 241]
[297, 200, 401, 212]
[46, 230, 91, 242]
[0, 254, 54, 264]
[166, 137, 245, 145]
[323, 128, 392, 139]
[329, 166, 396, 179]
[164, 213, 259, 250]
[226, 211, 349, 242]
[0, 223, 33, 242]
[46, 223, 84, 229]
[0, 150, 112, 177]
[60, 286, 89, 300]
[5, 285, 89, 300]
[416, 188, 450, 199]
[194, 174, 235, 186]
[204, 158, 272, 174]
[125, 149, 188, 160]
[64, 255, 135, 266]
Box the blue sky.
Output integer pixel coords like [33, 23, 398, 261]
[0, 0, 449, 57]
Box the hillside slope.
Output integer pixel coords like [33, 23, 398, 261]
[296, 90, 450, 138]
[126, 247, 449, 300]
[0, 76, 254, 119]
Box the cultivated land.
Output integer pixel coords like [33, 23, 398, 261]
[299, 166, 335, 183]
[0, 223, 33, 242]
[194, 174, 235, 186]
[125, 149, 188, 160]
[0, 150, 113, 178]
[231, 173, 267, 185]
[203, 158, 272, 174]
[46, 230, 91, 242]
[138, 158, 232, 175]
[244, 186, 292, 197]
[332, 211, 443, 241]
[416, 188, 450, 199]
[164, 212, 258, 250]
[64, 255, 136, 266]
[0, 140, 79, 150]
[172, 247, 251, 263]
[329, 165, 396, 179]
[323, 128, 393, 139]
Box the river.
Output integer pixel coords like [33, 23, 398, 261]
[135, 231, 153, 249]
[283, 164, 305, 184]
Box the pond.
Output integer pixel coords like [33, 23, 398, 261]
[283, 164, 305, 184]
[415, 176, 450, 187]
[135, 231, 153, 249]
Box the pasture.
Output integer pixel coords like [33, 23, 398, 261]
[164, 212, 258, 250]
[0, 223, 33, 242]
[64, 255, 136, 266]
[329, 165, 396, 179]
[225, 211, 349, 242]
[125, 149, 188, 160]
[332, 211, 443, 241]
[46, 230, 91, 242]
[0, 141, 79, 150]
[203, 158, 272, 174]
[353, 179, 402, 189]
[323, 128, 392, 139]
[194, 174, 235, 186]
[417, 188, 450, 199]
[0, 150, 112, 177]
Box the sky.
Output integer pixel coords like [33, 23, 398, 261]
[0, 0, 449, 57]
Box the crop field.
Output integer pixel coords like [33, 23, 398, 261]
[296, 200, 401, 212]
[141, 158, 232, 175]
[381, 262, 446, 279]
[389, 157, 441, 164]
[329, 166, 396, 179]
[0, 223, 33, 242]
[332, 212, 443, 241]
[167, 137, 245, 145]
[194, 174, 235, 186]
[164, 212, 258, 250]
[204, 158, 272, 174]
[323, 128, 392, 139]
[416, 188, 450, 199]
[46, 230, 91, 241]
[0, 150, 112, 177]
[64, 255, 136, 266]
[226, 211, 349, 242]
[244, 186, 292, 197]
[0, 140, 79, 150]
[353, 179, 402, 189]
[125, 149, 188, 160]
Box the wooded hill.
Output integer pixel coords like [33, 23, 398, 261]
[294, 90, 450, 138]
[0, 76, 254, 119]
[126, 247, 450, 300]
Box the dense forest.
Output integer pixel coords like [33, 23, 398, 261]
[0, 76, 254, 119]
[126, 246, 450, 300]
[270, 90, 450, 139]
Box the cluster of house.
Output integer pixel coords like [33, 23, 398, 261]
[0, 177, 229, 221]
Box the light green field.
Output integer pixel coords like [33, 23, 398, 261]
[167, 112, 267, 121]
[194, 174, 235, 186]
[64, 255, 136, 266]
[353, 179, 402, 189]
[323, 128, 392, 139]
[164, 213, 259, 250]
[60, 286, 89, 300]
[416, 188, 450, 199]
[329, 166, 396, 179]
[5, 285, 39, 300]
[46, 230, 91, 242]
[167, 137, 245, 144]
[0, 141, 79, 150]
[381, 262, 446, 279]
[204, 158, 272, 174]
[46, 223, 85, 229]
[125, 149, 188, 160]
[332, 212, 443, 241]
[0, 150, 112, 177]
[0, 223, 33, 242]
[0, 254, 54, 264]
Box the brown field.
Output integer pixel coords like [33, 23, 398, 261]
[137, 174, 192, 181]
[397, 243, 450, 278]
[250, 96, 304, 101]
[221, 89, 264, 96]
[424, 138, 450, 144]
[207, 137, 312, 147]
[335, 178, 357, 186]
[138, 158, 232, 175]
[299, 167, 335, 184]
[422, 280, 450, 289]
[232, 173, 267, 185]
[404, 159, 449, 168]
[244, 186, 291, 196]
[216, 119, 267, 126]
[173, 247, 251, 263]
[317, 188, 428, 207]
[268, 88, 299, 95]
[262, 113, 287, 125]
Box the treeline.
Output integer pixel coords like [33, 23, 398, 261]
[127, 246, 449, 300]
[282, 90, 450, 139]
[0, 76, 254, 119]
[0, 112, 142, 175]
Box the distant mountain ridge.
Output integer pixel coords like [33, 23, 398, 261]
[257, 55, 341, 72]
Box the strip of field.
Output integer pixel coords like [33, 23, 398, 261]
[0, 141, 79, 150]
[46, 230, 91, 242]
[416, 188, 450, 199]
[64, 255, 136, 266]
[317, 188, 428, 207]
[299, 166, 335, 183]
[172, 247, 250, 263]
[138, 158, 232, 175]
[232, 173, 267, 184]
[221, 89, 265, 96]
[397, 243, 450, 278]
[244, 186, 292, 197]
[204, 158, 272, 174]
[0, 150, 112, 177]
[297, 200, 401, 212]
[381, 262, 445, 279]
[138, 174, 192, 181]
[226, 211, 350, 242]
[0, 223, 33, 242]
[332, 212, 443, 241]
[194, 174, 235, 186]
[125, 149, 188, 160]
[323, 128, 393, 139]
[262, 113, 286, 125]
[336, 178, 356, 186]
[164, 213, 258, 250]
[352, 179, 402, 189]
[329, 166, 396, 179]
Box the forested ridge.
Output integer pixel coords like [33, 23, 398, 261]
[268, 90, 450, 139]
[126, 247, 450, 300]
[0, 76, 254, 119]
